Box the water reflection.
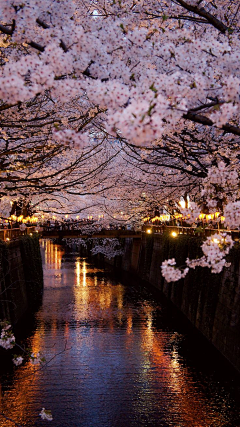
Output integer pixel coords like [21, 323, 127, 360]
[0, 240, 240, 427]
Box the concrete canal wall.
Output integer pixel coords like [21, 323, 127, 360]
[115, 233, 240, 373]
[0, 236, 43, 325]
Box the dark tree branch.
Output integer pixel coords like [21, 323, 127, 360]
[0, 19, 67, 53]
[222, 123, 240, 136]
[27, 40, 45, 52]
[175, 0, 228, 33]
[36, 18, 50, 29]
[0, 102, 19, 111]
[183, 111, 240, 136]
[188, 100, 224, 113]
[169, 14, 209, 23]
[60, 39, 68, 53]
[0, 23, 13, 35]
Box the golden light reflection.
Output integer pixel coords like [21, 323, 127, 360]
[126, 314, 133, 334]
[147, 313, 153, 330]
[140, 323, 227, 426]
[76, 259, 81, 287]
[99, 292, 107, 309]
[42, 239, 64, 270]
[117, 284, 123, 310]
[82, 260, 87, 287]
[73, 262, 127, 329]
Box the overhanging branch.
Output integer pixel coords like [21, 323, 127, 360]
[176, 0, 228, 33]
[183, 111, 240, 136]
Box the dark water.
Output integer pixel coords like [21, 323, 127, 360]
[0, 240, 240, 427]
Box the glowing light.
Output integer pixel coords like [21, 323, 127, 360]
[206, 214, 214, 221]
[174, 214, 183, 219]
[143, 216, 150, 222]
[179, 200, 186, 209]
[149, 215, 170, 223]
[146, 229, 152, 234]
[171, 231, 177, 237]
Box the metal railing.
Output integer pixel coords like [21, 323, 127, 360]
[142, 224, 240, 240]
[2, 224, 239, 242]
[0, 226, 38, 241]
[41, 229, 141, 239]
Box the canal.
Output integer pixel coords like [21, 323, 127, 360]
[0, 240, 240, 427]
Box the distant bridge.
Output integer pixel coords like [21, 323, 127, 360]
[41, 229, 142, 239]
[1, 224, 239, 243]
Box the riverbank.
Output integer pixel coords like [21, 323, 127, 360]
[0, 235, 43, 325]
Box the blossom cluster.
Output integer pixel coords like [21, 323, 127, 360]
[179, 202, 201, 224]
[30, 352, 45, 365]
[39, 408, 53, 421]
[91, 238, 124, 259]
[0, 323, 15, 349]
[0, 0, 239, 148]
[63, 238, 88, 249]
[161, 233, 233, 282]
[161, 259, 189, 283]
[12, 355, 24, 366]
[202, 162, 239, 210]
[201, 233, 233, 273]
[224, 202, 240, 230]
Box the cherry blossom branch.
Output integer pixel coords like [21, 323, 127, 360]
[188, 100, 224, 113]
[0, 19, 63, 53]
[183, 111, 240, 136]
[0, 23, 13, 35]
[175, 0, 228, 33]
[0, 102, 23, 112]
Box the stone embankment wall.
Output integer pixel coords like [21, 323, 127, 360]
[0, 236, 43, 325]
[116, 233, 240, 372]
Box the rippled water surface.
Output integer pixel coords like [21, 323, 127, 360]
[1, 240, 240, 427]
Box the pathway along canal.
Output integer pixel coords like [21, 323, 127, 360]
[0, 239, 240, 427]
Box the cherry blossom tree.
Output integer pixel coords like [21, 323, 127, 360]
[0, 0, 239, 277]
[0, 0, 239, 147]
[1, 5, 240, 424]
